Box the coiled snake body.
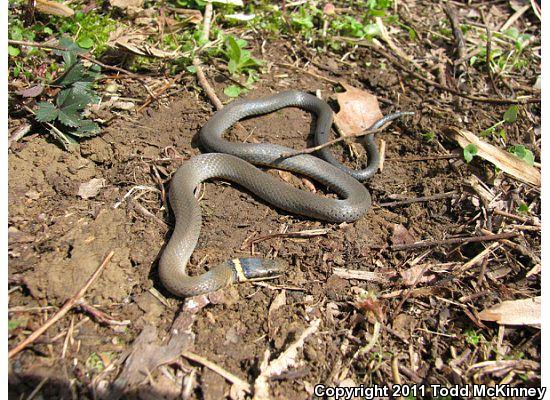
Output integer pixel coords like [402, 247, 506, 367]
[159, 91, 395, 297]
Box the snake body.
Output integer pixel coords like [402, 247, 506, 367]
[159, 91, 377, 297]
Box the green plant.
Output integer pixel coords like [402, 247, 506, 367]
[34, 38, 101, 148]
[464, 328, 482, 346]
[420, 132, 436, 142]
[220, 36, 262, 97]
[508, 145, 535, 166]
[55, 10, 117, 55]
[463, 144, 478, 163]
[85, 352, 105, 372]
[223, 36, 262, 76]
[470, 27, 534, 74]
[480, 105, 518, 140]
[8, 319, 22, 332]
[517, 203, 529, 213]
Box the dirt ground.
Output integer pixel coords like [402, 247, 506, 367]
[8, 2, 541, 399]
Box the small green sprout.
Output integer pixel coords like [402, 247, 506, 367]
[463, 144, 478, 163]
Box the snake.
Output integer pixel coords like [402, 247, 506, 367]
[159, 90, 409, 297]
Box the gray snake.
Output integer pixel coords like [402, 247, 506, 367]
[159, 90, 407, 297]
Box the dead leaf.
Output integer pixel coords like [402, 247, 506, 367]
[391, 224, 416, 246]
[443, 127, 540, 186]
[478, 296, 540, 328]
[78, 178, 105, 199]
[268, 290, 286, 316]
[16, 84, 44, 98]
[333, 83, 383, 136]
[109, 0, 144, 10]
[400, 265, 436, 286]
[35, 0, 74, 17]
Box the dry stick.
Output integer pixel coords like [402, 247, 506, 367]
[342, 37, 540, 105]
[377, 191, 456, 208]
[136, 70, 186, 113]
[380, 232, 518, 252]
[493, 209, 539, 225]
[201, 0, 214, 41]
[279, 123, 388, 159]
[499, 4, 531, 32]
[181, 351, 251, 393]
[193, 57, 223, 110]
[443, 5, 467, 69]
[480, 9, 501, 96]
[8, 251, 115, 359]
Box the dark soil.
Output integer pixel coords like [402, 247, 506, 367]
[8, 2, 541, 399]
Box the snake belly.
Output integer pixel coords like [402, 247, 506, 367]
[159, 91, 372, 297]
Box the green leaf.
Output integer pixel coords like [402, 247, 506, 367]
[463, 144, 478, 163]
[508, 145, 534, 166]
[226, 36, 242, 63]
[517, 203, 529, 214]
[224, 85, 243, 98]
[77, 36, 94, 49]
[8, 45, 20, 57]
[73, 120, 101, 137]
[55, 62, 86, 87]
[35, 102, 59, 122]
[58, 103, 83, 127]
[8, 319, 22, 331]
[228, 59, 238, 75]
[503, 105, 519, 123]
[363, 23, 381, 37]
[420, 132, 435, 142]
[57, 88, 94, 108]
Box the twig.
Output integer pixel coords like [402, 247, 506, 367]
[443, 5, 467, 69]
[480, 9, 501, 96]
[493, 209, 539, 225]
[76, 301, 131, 326]
[8, 251, 115, 358]
[278, 113, 412, 158]
[332, 267, 392, 283]
[499, 4, 530, 32]
[137, 71, 185, 113]
[201, 0, 214, 42]
[377, 232, 518, 252]
[377, 191, 456, 208]
[193, 57, 223, 110]
[8, 39, 142, 80]
[181, 351, 251, 393]
[26, 376, 49, 400]
[455, 242, 501, 273]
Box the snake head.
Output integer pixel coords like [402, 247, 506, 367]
[230, 258, 287, 282]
